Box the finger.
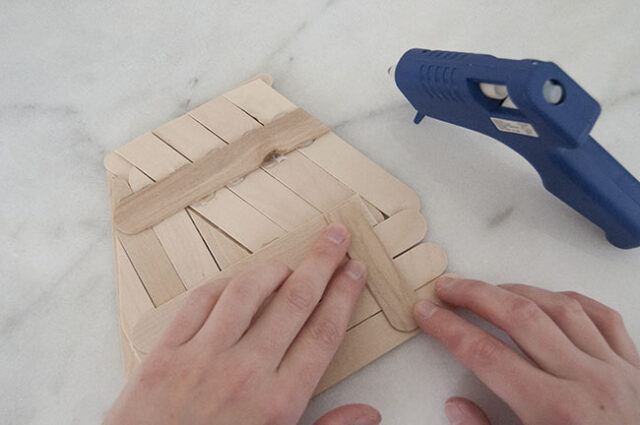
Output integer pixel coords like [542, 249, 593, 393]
[193, 262, 291, 350]
[435, 278, 589, 377]
[243, 223, 350, 363]
[561, 291, 640, 367]
[313, 404, 381, 425]
[445, 397, 491, 425]
[279, 261, 367, 396]
[500, 284, 616, 362]
[414, 299, 557, 414]
[160, 278, 229, 347]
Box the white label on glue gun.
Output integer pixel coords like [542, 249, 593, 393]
[490, 117, 539, 138]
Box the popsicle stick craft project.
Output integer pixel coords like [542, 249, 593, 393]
[105, 75, 449, 394]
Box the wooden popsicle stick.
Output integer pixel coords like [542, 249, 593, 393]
[115, 108, 329, 234]
[190, 210, 250, 269]
[347, 242, 447, 328]
[327, 197, 417, 332]
[220, 87, 359, 213]
[132, 215, 329, 354]
[156, 115, 320, 232]
[130, 202, 430, 353]
[119, 327, 141, 379]
[191, 189, 284, 252]
[223, 79, 420, 217]
[129, 168, 220, 288]
[315, 273, 456, 395]
[110, 174, 186, 306]
[302, 132, 420, 217]
[363, 199, 385, 224]
[372, 209, 427, 257]
[115, 131, 285, 252]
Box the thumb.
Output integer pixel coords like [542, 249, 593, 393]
[444, 397, 491, 425]
[312, 403, 381, 425]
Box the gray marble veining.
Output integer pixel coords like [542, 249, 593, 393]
[1, 1, 639, 424]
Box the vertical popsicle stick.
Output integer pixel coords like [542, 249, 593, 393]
[327, 197, 417, 332]
[129, 167, 220, 288]
[169, 109, 321, 231]
[109, 172, 185, 306]
[224, 79, 421, 216]
[190, 210, 250, 269]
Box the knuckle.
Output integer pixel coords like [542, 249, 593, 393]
[549, 401, 585, 425]
[602, 308, 624, 328]
[507, 297, 543, 325]
[551, 297, 584, 321]
[309, 318, 343, 349]
[285, 280, 316, 313]
[466, 337, 502, 366]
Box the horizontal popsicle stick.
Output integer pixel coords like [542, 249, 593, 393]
[155, 115, 320, 232]
[115, 132, 285, 252]
[328, 197, 417, 332]
[115, 108, 329, 234]
[372, 209, 426, 257]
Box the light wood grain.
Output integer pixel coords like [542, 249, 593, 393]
[222, 79, 420, 217]
[315, 273, 456, 395]
[221, 84, 358, 213]
[348, 242, 447, 328]
[155, 114, 320, 231]
[190, 210, 250, 269]
[115, 108, 329, 234]
[372, 209, 427, 257]
[132, 216, 328, 353]
[129, 167, 221, 288]
[302, 132, 420, 217]
[114, 130, 286, 252]
[112, 177, 186, 306]
[328, 197, 417, 332]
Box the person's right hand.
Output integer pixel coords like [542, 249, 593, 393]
[413, 278, 640, 425]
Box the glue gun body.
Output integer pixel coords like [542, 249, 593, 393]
[394, 49, 640, 249]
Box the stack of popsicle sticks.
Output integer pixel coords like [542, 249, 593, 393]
[104, 75, 449, 394]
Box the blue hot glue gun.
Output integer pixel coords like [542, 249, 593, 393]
[393, 49, 640, 249]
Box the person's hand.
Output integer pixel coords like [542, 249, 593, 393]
[414, 278, 640, 425]
[105, 223, 381, 425]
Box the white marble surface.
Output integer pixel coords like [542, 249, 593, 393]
[1, 1, 639, 423]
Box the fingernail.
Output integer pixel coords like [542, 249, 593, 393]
[436, 277, 456, 292]
[444, 401, 466, 425]
[325, 223, 347, 244]
[415, 300, 438, 320]
[354, 414, 381, 425]
[344, 260, 366, 280]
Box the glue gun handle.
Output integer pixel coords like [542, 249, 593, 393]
[535, 137, 640, 249]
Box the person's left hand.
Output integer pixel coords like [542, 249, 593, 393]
[105, 223, 381, 425]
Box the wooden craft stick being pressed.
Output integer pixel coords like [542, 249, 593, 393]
[114, 108, 329, 234]
[155, 115, 321, 232]
[224, 79, 420, 216]
[327, 197, 418, 332]
[315, 273, 457, 395]
[372, 209, 426, 257]
[115, 132, 285, 251]
[348, 242, 447, 329]
[130, 205, 434, 354]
